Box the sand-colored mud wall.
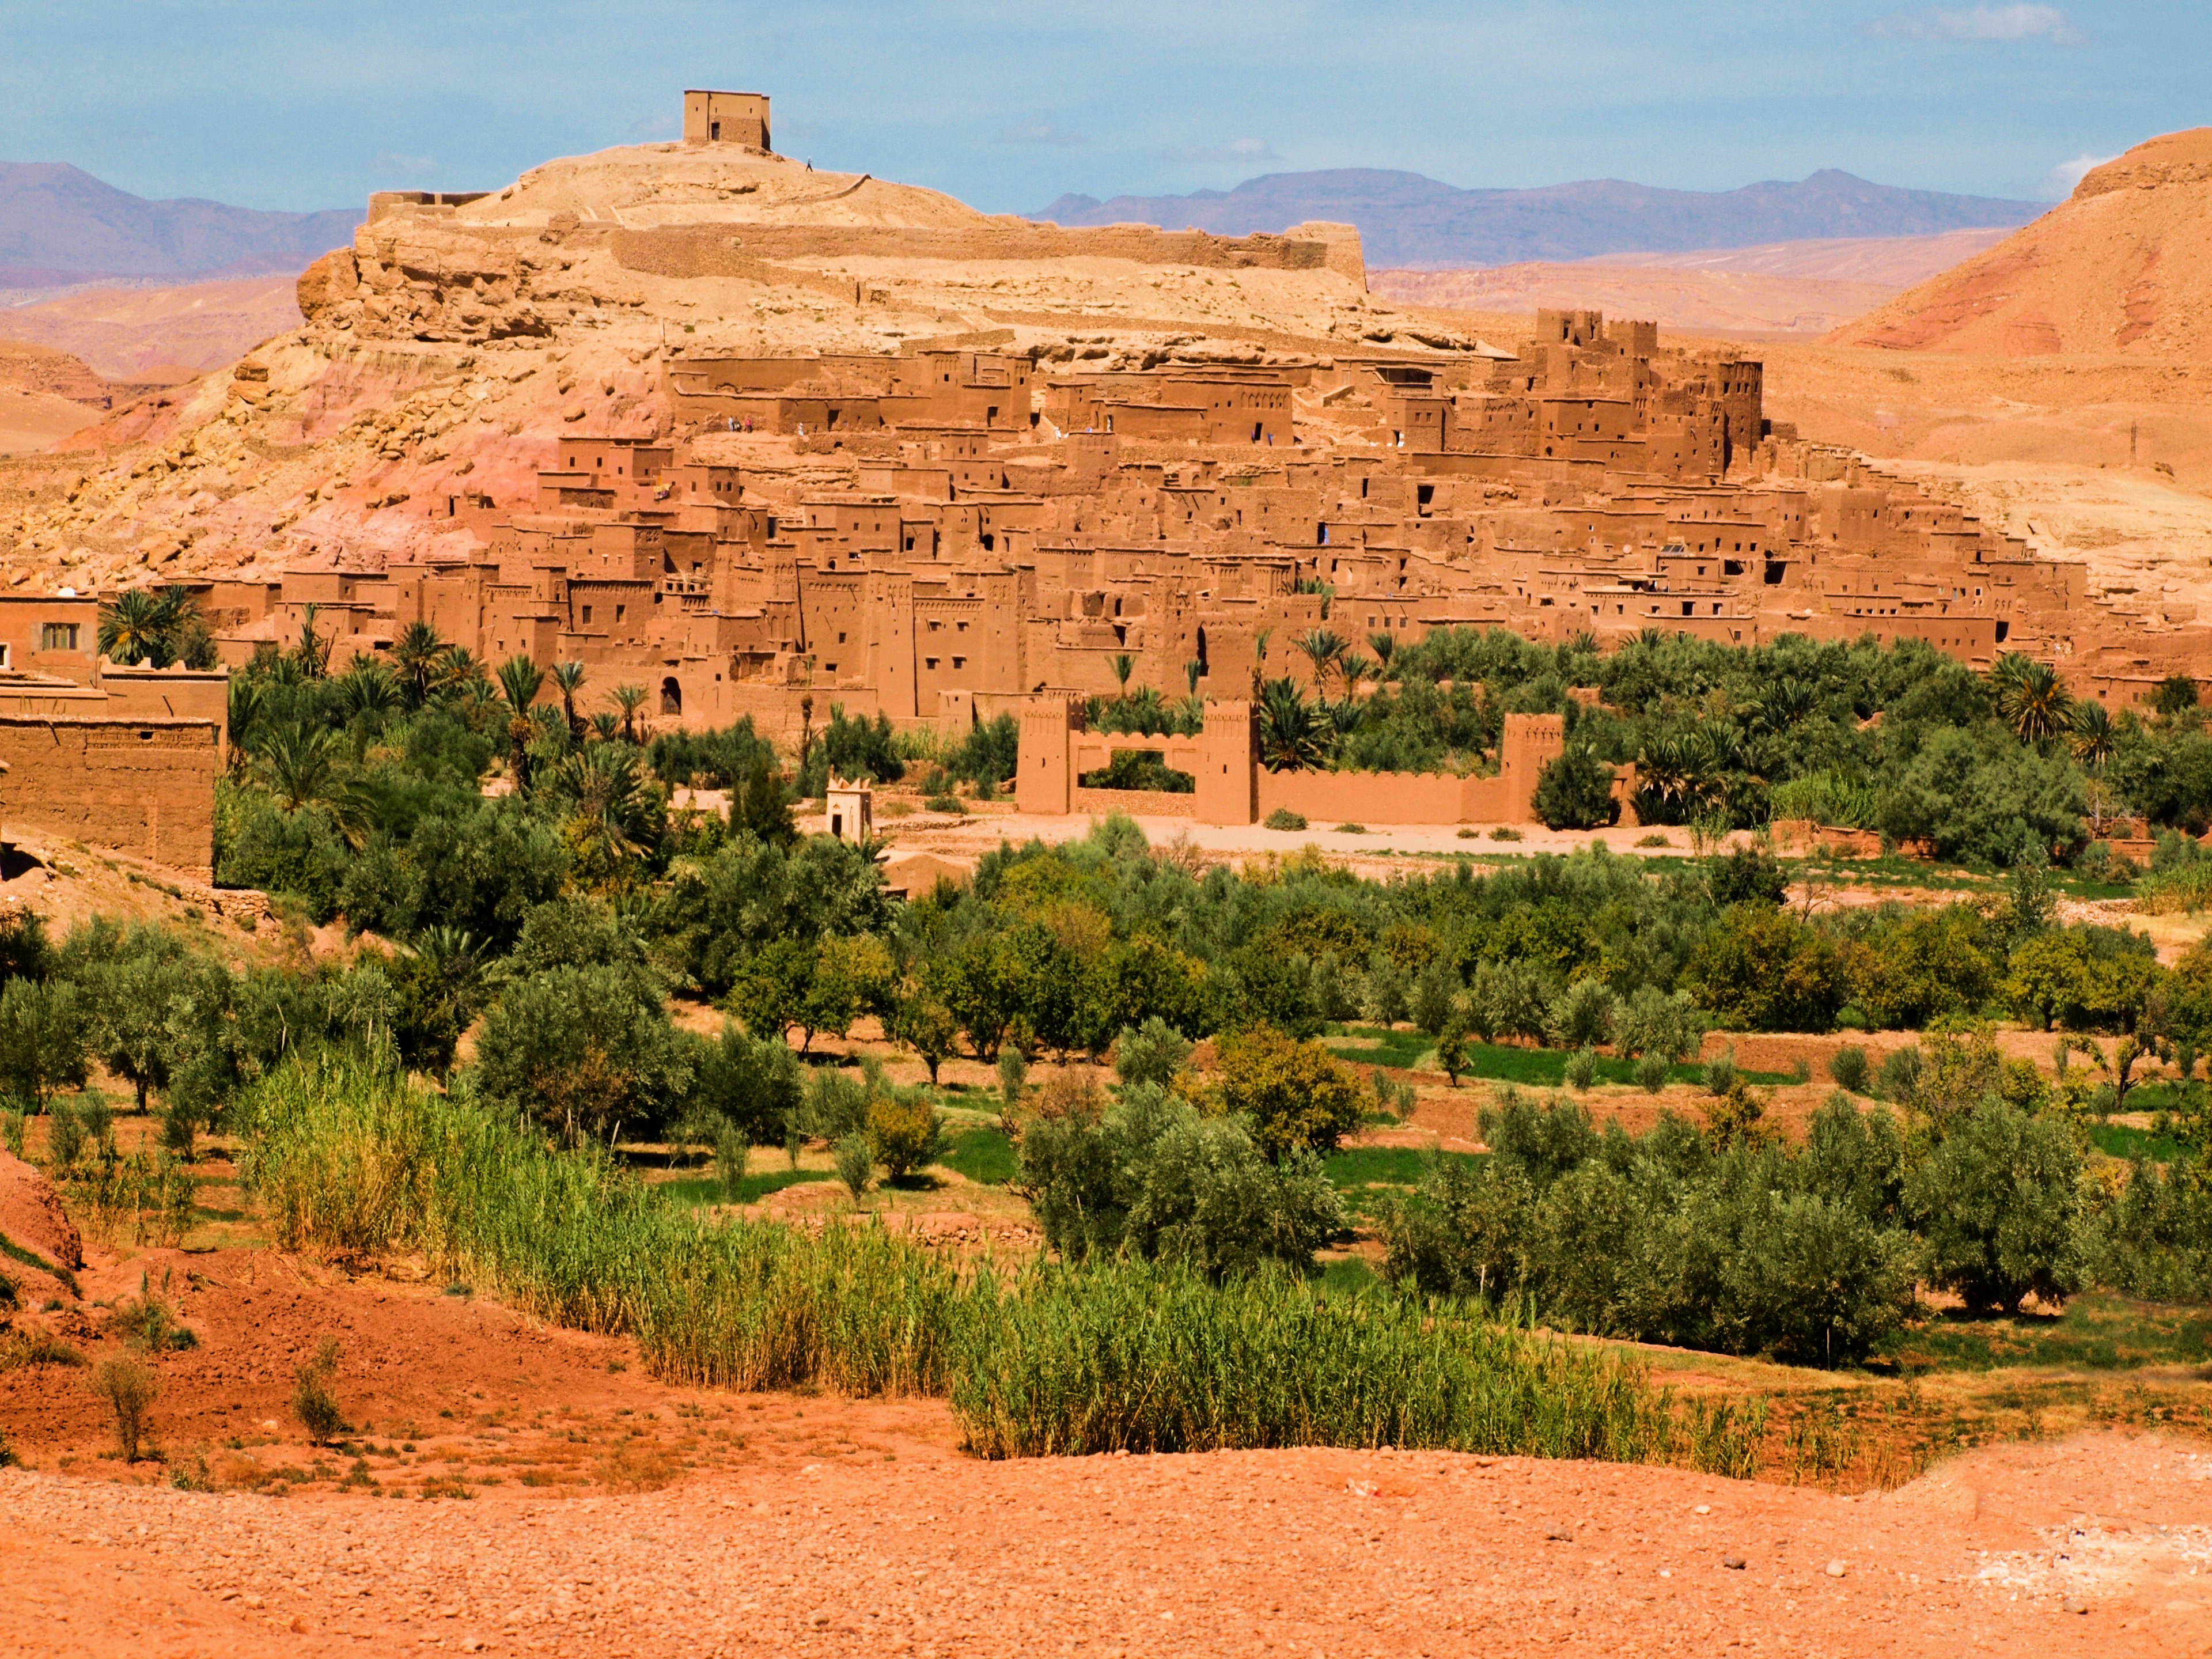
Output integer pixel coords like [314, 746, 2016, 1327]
[0, 717, 220, 878]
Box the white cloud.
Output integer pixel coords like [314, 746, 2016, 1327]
[1866, 5, 2084, 44]
[628, 113, 679, 139]
[2040, 150, 2119, 198]
[996, 122, 1088, 149]
[372, 150, 438, 177]
[1173, 137, 1279, 164]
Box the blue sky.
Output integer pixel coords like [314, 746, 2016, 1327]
[0, 2, 2198, 213]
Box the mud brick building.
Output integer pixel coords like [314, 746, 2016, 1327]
[0, 608, 228, 878]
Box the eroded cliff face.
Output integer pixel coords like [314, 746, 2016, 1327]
[0, 140, 1414, 592]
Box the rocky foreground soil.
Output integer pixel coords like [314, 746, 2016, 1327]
[6, 1428, 2212, 1657]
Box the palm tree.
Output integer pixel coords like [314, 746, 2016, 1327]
[2068, 698, 2115, 773]
[1183, 658, 1203, 696]
[1109, 653, 1135, 698]
[1991, 653, 2072, 745]
[551, 744, 654, 884]
[224, 675, 265, 777]
[97, 589, 166, 666]
[334, 660, 403, 725]
[254, 726, 373, 844]
[1335, 652, 1375, 701]
[1295, 628, 1346, 694]
[1367, 631, 1396, 677]
[2070, 699, 2117, 833]
[588, 710, 622, 743]
[294, 604, 331, 680]
[611, 683, 650, 744]
[551, 660, 588, 738]
[496, 655, 545, 787]
[1257, 676, 1333, 771]
[1249, 628, 1274, 699]
[393, 621, 446, 706]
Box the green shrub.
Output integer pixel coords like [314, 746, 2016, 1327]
[1634, 1055, 1669, 1094]
[1906, 1101, 2086, 1314]
[86, 1362, 156, 1468]
[1703, 1047, 1737, 1097]
[1564, 1048, 1599, 1090]
[714, 1124, 749, 1201]
[692, 1025, 804, 1146]
[292, 1337, 347, 1444]
[925, 794, 966, 815]
[1877, 1046, 1923, 1103]
[1210, 1026, 1366, 1158]
[1548, 978, 1618, 1051]
[1263, 808, 1308, 831]
[109, 1271, 196, 1353]
[995, 1047, 1028, 1120]
[89, 1357, 158, 1462]
[474, 965, 694, 1147]
[1614, 986, 1702, 1065]
[1533, 747, 1618, 831]
[833, 1132, 874, 1203]
[1411, 961, 1461, 1037]
[1382, 1096, 1915, 1365]
[0, 978, 89, 1109]
[1113, 1017, 1192, 1089]
[1020, 1084, 1344, 1277]
[1684, 904, 1851, 1033]
[867, 1095, 949, 1181]
[1828, 1046, 1870, 1095]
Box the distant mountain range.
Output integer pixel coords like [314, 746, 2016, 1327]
[1031, 168, 2047, 269]
[0, 162, 360, 288]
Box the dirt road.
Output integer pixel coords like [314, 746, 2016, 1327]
[6, 1430, 2211, 1657]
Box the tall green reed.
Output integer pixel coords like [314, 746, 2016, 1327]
[237, 1058, 1749, 1472]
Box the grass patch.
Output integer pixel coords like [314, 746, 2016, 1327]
[940, 1126, 1018, 1187]
[1877, 1293, 2212, 1373]
[1324, 1145, 1478, 1188]
[1326, 1026, 1787, 1088]
[1320, 1256, 1381, 1295]
[1323, 1025, 1438, 1070]
[661, 1169, 834, 1207]
[2091, 1122, 2187, 1163]
[1324, 1145, 1486, 1219]
[948, 1258, 1671, 1460]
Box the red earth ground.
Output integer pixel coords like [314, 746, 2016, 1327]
[6, 1240, 2212, 1657]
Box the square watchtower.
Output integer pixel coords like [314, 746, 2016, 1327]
[683, 90, 771, 152]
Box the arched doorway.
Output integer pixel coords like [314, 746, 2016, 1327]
[660, 676, 683, 716]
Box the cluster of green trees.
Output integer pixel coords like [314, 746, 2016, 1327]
[1220, 626, 2212, 868]
[1384, 1018, 2210, 1365]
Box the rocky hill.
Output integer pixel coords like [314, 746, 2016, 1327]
[1033, 168, 2044, 268]
[0, 139, 1432, 592]
[1840, 128, 2212, 358]
[0, 161, 359, 285]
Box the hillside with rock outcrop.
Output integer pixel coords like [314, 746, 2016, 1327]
[0, 139, 1495, 594]
[1840, 128, 2212, 358]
